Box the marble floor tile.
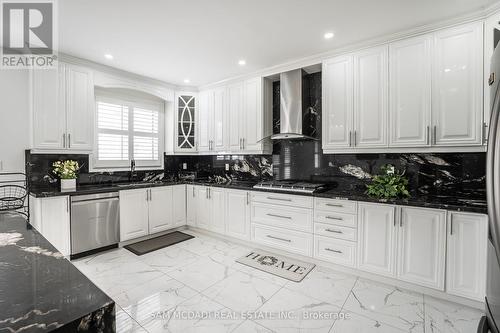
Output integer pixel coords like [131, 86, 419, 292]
[284, 266, 357, 306]
[137, 246, 201, 274]
[167, 256, 235, 292]
[73, 248, 138, 276]
[202, 271, 282, 312]
[424, 295, 484, 333]
[255, 287, 342, 333]
[142, 294, 242, 333]
[233, 320, 275, 332]
[114, 275, 198, 310]
[343, 279, 425, 333]
[329, 311, 406, 332]
[232, 262, 291, 287]
[116, 306, 149, 333]
[173, 236, 226, 256]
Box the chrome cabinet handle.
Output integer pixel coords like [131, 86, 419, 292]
[192, 186, 195, 197]
[326, 203, 343, 207]
[206, 188, 208, 199]
[66, 197, 69, 212]
[483, 122, 488, 144]
[267, 235, 291, 242]
[325, 228, 343, 234]
[242, 138, 245, 149]
[68, 134, 71, 148]
[239, 138, 242, 149]
[267, 197, 292, 202]
[266, 213, 292, 219]
[62, 134, 66, 148]
[426, 126, 430, 145]
[349, 131, 352, 147]
[450, 215, 453, 235]
[246, 192, 249, 205]
[326, 216, 343, 221]
[353, 131, 357, 146]
[433, 126, 437, 145]
[149, 189, 152, 201]
[325, 248, 342, 254]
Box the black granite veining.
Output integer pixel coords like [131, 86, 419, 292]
[0, 214, 115, 332]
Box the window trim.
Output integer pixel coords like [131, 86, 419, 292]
[90, 90, 165, 172]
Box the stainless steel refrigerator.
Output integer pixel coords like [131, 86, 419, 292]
[480, 41, 500, 333]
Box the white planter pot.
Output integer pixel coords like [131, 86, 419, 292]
[61, 179, 76, 191]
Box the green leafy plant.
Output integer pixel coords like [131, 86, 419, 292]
[366, 164, 410, 199]
[52, 160, 80, 180]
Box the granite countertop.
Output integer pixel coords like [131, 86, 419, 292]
[29, 180, 488, 214]
[0, 214, 115, 332]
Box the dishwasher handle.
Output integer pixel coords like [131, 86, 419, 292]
[71, 196, 119, 204]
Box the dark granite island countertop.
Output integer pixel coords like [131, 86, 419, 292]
[0, 214, 115, 332]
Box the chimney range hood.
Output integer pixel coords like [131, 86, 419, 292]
[270, 68, 317, 140]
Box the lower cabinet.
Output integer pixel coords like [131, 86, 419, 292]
[446, 211, 488, 301]
[148, 186, 174, 234]
[195, 186, 210, 229]
[119, 189, 150, 241]
[186, 185, 196, 226]
[225, 189, 251, 240]
[172, 185, 187, 227]
[193, 186, 226, 233]
[252, 223, 313, 257]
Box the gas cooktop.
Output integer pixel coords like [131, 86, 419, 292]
[253, 181, 328, 194]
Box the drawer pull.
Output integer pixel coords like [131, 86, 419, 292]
[267, 235, 292, 242]
[326, 203, 343, 207]
[266, 213, 292, 220]
[267, 197, 292, 202]
[325, 248, 342, 254]
[325, 228, 343, 234]
[326, 216, 343, 221]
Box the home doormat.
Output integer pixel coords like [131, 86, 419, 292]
[124, 231, 194, 255]
[236, 249, 315, 282]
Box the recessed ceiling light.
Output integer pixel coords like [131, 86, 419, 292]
[238, 59, 246, 66]
[104, 54, 113, 60]
[324, 32, 335, 40]
[184, 79, 190, 84]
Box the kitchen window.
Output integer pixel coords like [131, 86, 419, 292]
[92, 90, 164, 170]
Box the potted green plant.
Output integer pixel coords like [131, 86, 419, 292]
[366, 164, 410, 199]
[52, 160, 80, 191]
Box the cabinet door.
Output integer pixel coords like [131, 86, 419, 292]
[186, 185, 197, 226]
[66, 64, 94, 150]
[197, 90, 213, 152]
[446, 212, 488, 300]
[432, 22, 483, 146]
[175, 93, 197, 152]
[209, 187, 225, 233]
[354, 46, 389, 148]
[242, 78, 263, 151]
[149, 186, 174, 234]
[322, 55, 354, 150]
[40, 196, 70, 256]
[213, 87, 227, 152]
[228, 83, 243, 151]
[31, 67, 66, 150]
[389, 35, 432, 147]
[172, 185, 186, 227]
[397, 207, 446, 290]
[196, 186, 210, 230]
[119, 189, 149, 241]
[358, 203, 397, 277]
[225, 189, 250, 240]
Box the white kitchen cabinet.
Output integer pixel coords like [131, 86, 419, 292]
[446, 212, 488, 301]
[353, 45, 389, 148]
[242, 77, 265, 152]
[172, 185, 187, 227]
[397, 207, 446, 290]
[197, 90, 213, 153]
[322, 55, 354, 150]
[228, 82, 244, 151]
[148, 186, 174, 234]
[357, 203, 397, 277]
[432, 22, 484, 146]
[31, 63, 94, 151]
[186, 185, 197, 226]
[174, 93, 197, 153]
[120, 189, 149, 241]
[213, 87, 227, 151]
[209, 187, 226, 233]
[225, 189, 250, 240]
[195, 186, 210, 229]
[389, 35, 432, 147]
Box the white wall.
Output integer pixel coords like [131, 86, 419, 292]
[0, 71, 30, 173]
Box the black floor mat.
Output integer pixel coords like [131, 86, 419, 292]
[124, 231, 194, 255]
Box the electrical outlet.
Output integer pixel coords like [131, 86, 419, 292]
[182, 163, 187, 170]
[225, 163, 230, 171]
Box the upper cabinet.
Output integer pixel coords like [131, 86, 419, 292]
[174, 93, 197, 153]
[198, 77, 272, 155]
[432, 23, 484, 146]
[31, 63, 94, 151]
[323, 21, 485, 153]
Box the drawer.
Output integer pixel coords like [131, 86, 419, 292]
[251, 192, 313, 209]
[314, 210, 357, 228]
[251, 202, 313, 232]
[314, 223, 357, 241]
[252, 223, 313, 257]
[314, 235, 356, 268]
[314, 198, 357, 214]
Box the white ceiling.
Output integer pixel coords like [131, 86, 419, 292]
[59, 0, 496, 87]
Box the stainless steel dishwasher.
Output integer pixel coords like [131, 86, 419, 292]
[70, 192, 120, 258]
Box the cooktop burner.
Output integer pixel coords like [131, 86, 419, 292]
[253, 181, 328, 194]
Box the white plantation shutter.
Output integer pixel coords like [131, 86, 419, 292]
[94, 93, 164, 169]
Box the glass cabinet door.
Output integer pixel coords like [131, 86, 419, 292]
[176, 94, 196, 151]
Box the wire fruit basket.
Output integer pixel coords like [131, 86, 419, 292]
[0, 173, 29, 219]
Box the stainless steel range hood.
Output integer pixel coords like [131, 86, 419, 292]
[271, 69, 317, 140]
